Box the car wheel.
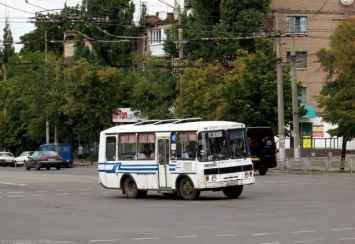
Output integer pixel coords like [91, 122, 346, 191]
[25, 162, 30, 170]
[35, 162, 41, 170]
[56, 166, 61, 170]
[258, 168, 268, 175]
[46, 166, 50, 170]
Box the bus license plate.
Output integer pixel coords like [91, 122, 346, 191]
[226, 180, 238, 186]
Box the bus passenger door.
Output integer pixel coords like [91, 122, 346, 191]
[157, 137, 171, 192]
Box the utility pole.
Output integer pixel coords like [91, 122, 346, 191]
[45, 30, 50, 144]
[178, 28, 183, 60]
[275, 12, 286, 161]
[290, 19, 300, 159]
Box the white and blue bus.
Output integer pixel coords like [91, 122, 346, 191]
[98, 118, 255, 200]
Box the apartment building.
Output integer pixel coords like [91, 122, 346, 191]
[269, 0, 355, 150]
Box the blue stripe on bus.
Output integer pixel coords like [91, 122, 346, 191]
[98, 162, 176, 173]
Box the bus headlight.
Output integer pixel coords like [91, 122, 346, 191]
[245, 171, 253, 179]
[212, 175, 217, 182]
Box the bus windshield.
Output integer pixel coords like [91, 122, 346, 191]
[197, 128, 249, 162]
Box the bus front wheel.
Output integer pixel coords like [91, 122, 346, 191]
[223, 185, 243, 199]
[179, 177, 200, 200]
[124, 177, 139, 198]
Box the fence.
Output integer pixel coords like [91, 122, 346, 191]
[275, 157, 354, 173]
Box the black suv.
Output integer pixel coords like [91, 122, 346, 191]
[247, 127, 277, 175]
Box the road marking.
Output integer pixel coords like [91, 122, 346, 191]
[290, 230, 316, 234]
[338, 238, 355, 241]
[7, 195, 23, 197]
[173, 235, 199, 238]
[330, 228, 355, 231]
[132, 237, 160, 240]
[7, 192, 24, 194]
[77, 188, 91, 191]
[32, 194, 47, 197]
[0, 182, 27, 186]
[294, 240, 317, 243]
[253, 232, 279, 236]
[214, 234, 239, 237]
[48, 242, 76, 244]
[89, 240, 118, 242]
[54, 193, 72, 196]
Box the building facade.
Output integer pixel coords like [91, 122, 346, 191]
[269, 0, 355, 150]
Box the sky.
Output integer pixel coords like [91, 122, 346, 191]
[0, 0, 182, 52]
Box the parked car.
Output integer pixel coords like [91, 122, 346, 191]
[25, 151, 62, 170]
[14, 151, 34, 167]
[247, 127, 277, 175]
[0, 152, 15, 167]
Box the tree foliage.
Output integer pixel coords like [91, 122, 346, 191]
[164, 0, 271, 61]
[2, 17, 15, 64]
[20, 5, 81, 56]
[174, 39, 295, 133]
[129, 58, 177, 119]
[316, 18, 355, 156]
[74, 0, 138, 68]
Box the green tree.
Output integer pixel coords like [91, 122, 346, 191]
[174, 39, 297, 134]
[74, 0, 138, 68]
[316, 18, 355, 159]
[2, 17, 15, 63]
[129, 57, 177, 119]
[60, 59, 128, 162]
[164, 0, 271, 62]
[0, 51, 63, 153]
[20, 5, 81, 56]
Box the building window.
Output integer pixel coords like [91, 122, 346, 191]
[150, 29, 161, 44]
[133, 64, 138, 73]
[287, 51, 308, 69]
[299, 87, 308, 104]
[286, 16, 308, 34]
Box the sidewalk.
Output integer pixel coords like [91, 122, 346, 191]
[72, 158, 98, 168]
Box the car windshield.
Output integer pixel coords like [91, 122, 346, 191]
[0, 152, 14, 157]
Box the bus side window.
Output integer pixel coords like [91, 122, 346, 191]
[106, 136, 117, 161]
[118, 134, 136, 160]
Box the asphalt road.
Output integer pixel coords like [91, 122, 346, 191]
[0, 167, 354, 244]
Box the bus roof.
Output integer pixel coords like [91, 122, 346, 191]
[102, 119, 245, 135]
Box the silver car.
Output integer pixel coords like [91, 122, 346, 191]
[0, 152, 15, 167]
[15, 151, 34, 167]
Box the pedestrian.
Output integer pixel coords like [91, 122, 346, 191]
[78, 144, 84, 162]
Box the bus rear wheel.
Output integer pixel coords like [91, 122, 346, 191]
[179, 177, 200, 200]
[124, 177, 139, 198]
[223, 185, 243, 199]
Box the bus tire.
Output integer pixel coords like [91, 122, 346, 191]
[179, 177, 200, 200]
[124, 177, 139, 199]
[223, 185, 243, 199]
[258, 168, 268, 175]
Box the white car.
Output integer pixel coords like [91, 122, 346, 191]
[0, 152, 16, 167]
[15, 151, 34, 167]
